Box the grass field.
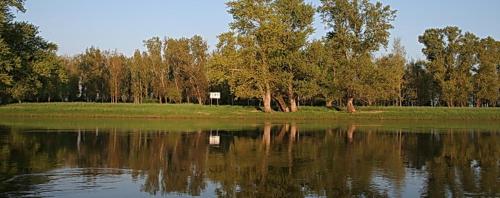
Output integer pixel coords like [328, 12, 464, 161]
[0, 102, 499, 121]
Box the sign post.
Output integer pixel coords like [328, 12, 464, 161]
[209, 92, 220, 106]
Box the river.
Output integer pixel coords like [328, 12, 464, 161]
[0, 119, 498, 197]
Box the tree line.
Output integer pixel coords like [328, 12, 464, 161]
[60, 36, 209, 104]
[0, 0, 498, 111]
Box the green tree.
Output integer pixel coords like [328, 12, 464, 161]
[303, 40, 339, 107]
[108, 52, 127, 103]
[130, 50, 145, 103]
[402, 60, 433, 106]
[33, 50, 68, 102]
[164, 37, 191, 103]
[1, 19, 59, 102]
[207, 32, 240, 105]
[144, 37, 167, 103]
[419, 27, 479, 107]
[223, 0, 277, 112]
[270, 0, 315, 112]
[474, 37, 499, 107]
[60, 56, 80, 101]
[375, 38, 406, 106]
[163, 36, 209, 104]
[455, 32, 479, 106]
[319, 0, 397, 112]
[187, 35, 209, 104]
[214, 0, 314, 112]
[0, 37, 18, 100]
[77, 47, 109, 102]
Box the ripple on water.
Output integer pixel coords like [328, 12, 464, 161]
[1, 168, 141, 198]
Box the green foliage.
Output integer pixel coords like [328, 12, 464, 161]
[402, 60, 433, 106]
[0, 39, 17, 89]
[0, 0, 25, 25]
[474, 37, 499, 106]
[211, 0, 315, 112]
[419, 26, 498, 107]
[319, 0, 396, 55]
[164, 36, 209, 104]
[33, 51, 68, 102]
[77, 47, 109, 102]
[144, 37, 166, 103]
[302, 40, 331, 100]
[319, 0, 397, 109]
[107, 52, 127, 103]
[130, 50, 147, 103]
[0, 1, 63, 103]
[60, 56, 80, 101]
[371, 38, 406, 105]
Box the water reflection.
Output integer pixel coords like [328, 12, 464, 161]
[0, 124, 498, 197]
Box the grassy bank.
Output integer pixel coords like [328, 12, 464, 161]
[0, 102, 499, 121]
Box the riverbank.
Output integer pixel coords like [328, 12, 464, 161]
[0, 102, 499, 121]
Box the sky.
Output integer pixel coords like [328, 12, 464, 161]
[14, 0, 500, 60]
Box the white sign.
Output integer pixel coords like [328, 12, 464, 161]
[209, 92, 221, 99]
[209, 135, 220, 145]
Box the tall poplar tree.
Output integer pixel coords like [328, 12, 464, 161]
[130, 50, 144, 103]
[376, 39, 406, 106]
[319, 0, 396, 112]
[164, 37, 191, 103]
[474, 37, 499, 106]
[77, 47, 109, 102]
[144, 37, 167, 103]
[108, 52, 127, 103]
[419, 27, 479, 106]
[188, 35, 209, 104]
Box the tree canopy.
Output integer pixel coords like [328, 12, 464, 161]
[0, 0, 498, 110]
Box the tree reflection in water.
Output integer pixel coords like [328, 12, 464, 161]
[0, 124, 498, 197]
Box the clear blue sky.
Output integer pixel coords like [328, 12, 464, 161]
[14, 0, 500, 60]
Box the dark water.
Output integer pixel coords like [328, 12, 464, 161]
[0, 123, 499, 197]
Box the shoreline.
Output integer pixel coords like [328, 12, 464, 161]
[0, 102, 499, 121]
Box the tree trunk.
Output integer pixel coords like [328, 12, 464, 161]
[326, 99, 333, 108]
[347, 97, 356, 113]
[263, 87, 272, 113]
[398, 85, 402, 106]
[274, 95, 290, 112]
[196, 87, 203, 105]
[288, 85, 297, 112]
[289, 97, 298, 112]
[174, 77, 181, 102]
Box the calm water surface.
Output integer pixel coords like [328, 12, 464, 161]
[0, 121, 499, 197]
